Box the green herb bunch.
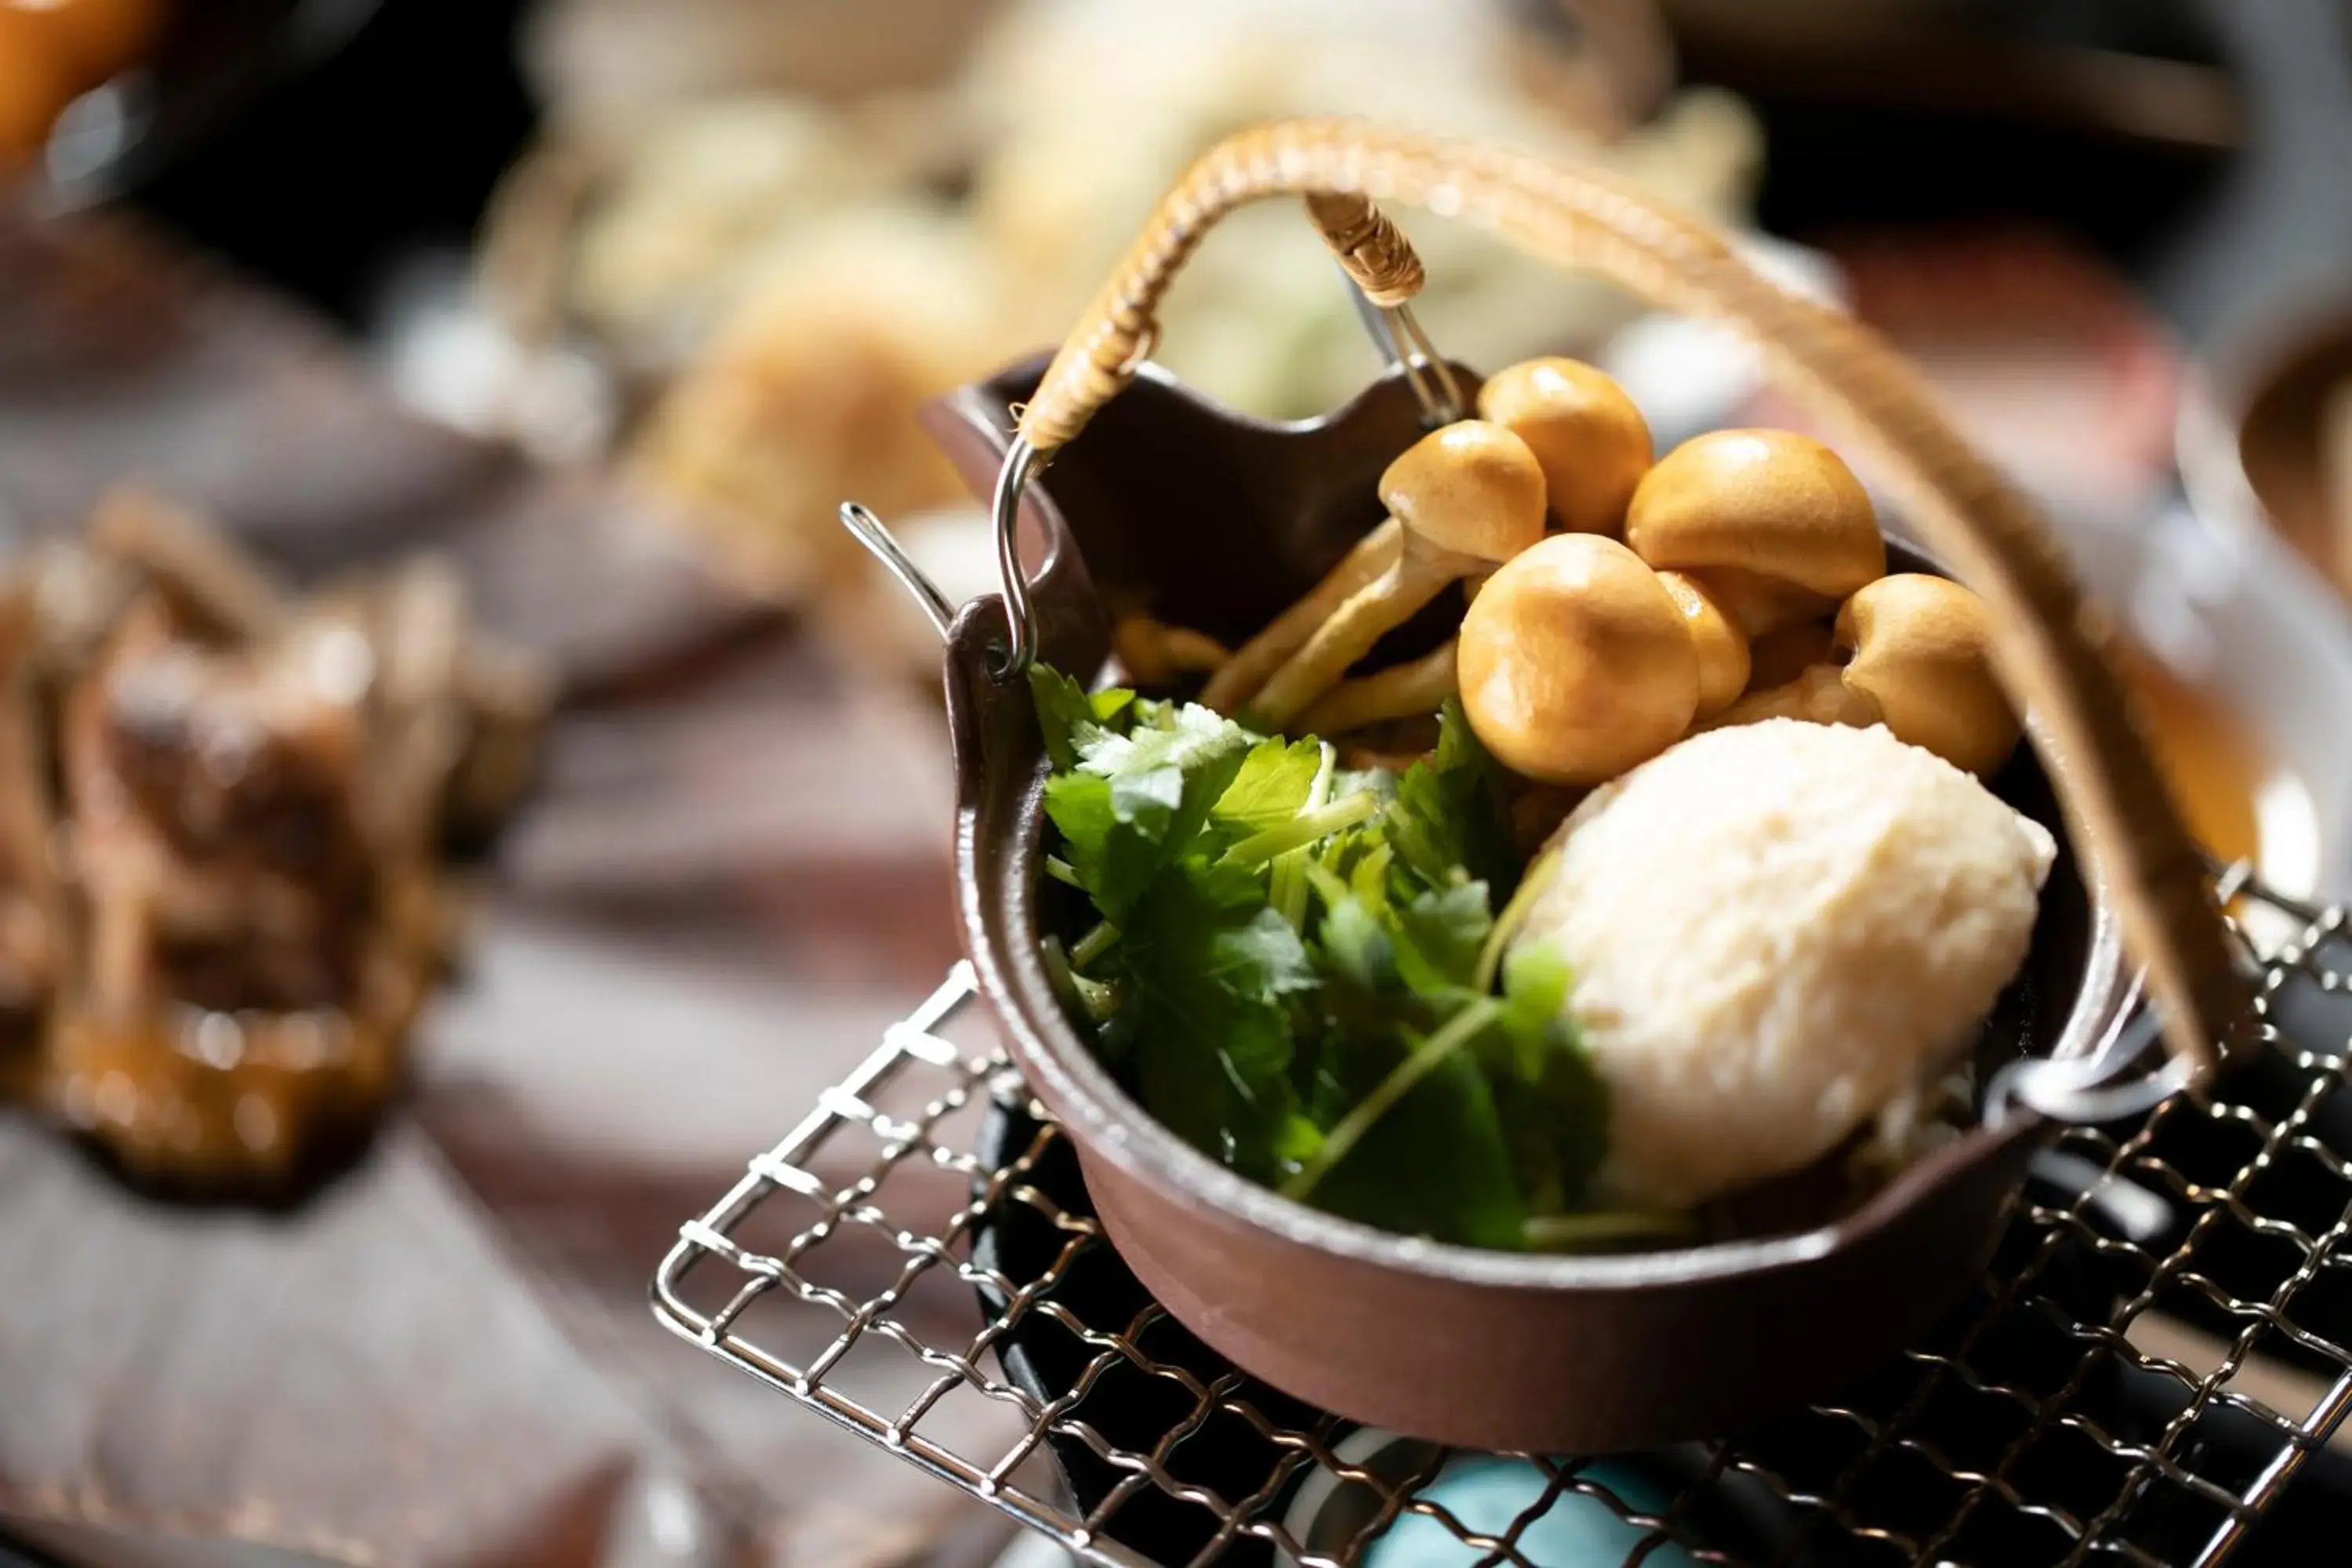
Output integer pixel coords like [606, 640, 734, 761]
[1031, 664, 1633, 1250]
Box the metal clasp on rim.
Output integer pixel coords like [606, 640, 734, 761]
[1339, 265, 1465, 429]
[1986, 1004, 2197, 1127]
[840, 503, 958, 642]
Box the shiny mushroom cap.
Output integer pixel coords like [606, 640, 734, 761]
[1378, 419, 1549, 566]
[1457, 535, 1697, 785]
[1835, 574, 2021, 775]
[1624, 429, 1886, 635]
[1475, 357, 1653, 536]
[1655, 570, 1749, 717]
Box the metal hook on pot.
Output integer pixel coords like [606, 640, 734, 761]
[1987, 1003, 2198, 1127]
[1338, 267, 1465, 427]
[839, 502, 959, 644]
[1987, 855, 2266, 1127]
[1308, 190, 1465, 426]
[989, 437, 1047, 679]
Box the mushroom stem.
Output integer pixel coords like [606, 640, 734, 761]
[1112, 615, 1230, 686]
[1338, 740, 1436, 774]
[1248, 419, 1546, 729]
[1294, 639, 1457, 736]
[1201, 519, 1399, 713]
[1244, 546, 1461, 729]
[1699, 664, 1877, 731]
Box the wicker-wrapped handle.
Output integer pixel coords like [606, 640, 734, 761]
[1012, 117, 2245, 1079]
[1303, 191, 1425, 308]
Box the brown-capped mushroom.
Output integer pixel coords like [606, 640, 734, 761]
[1248, 421, 1546, 729]
[1475, 357, 1652, 536]
[1457, 534, 1697, 785]
[1837, 574, 2020, 774]
[1708, 574, 2020, 775]
[1294, 640, 1457, 736]
[1654, 570, 1748, 717]
[1201, 518, 1399, 714]
[1624, 429, 1886, 636]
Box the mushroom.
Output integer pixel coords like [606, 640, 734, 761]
[1200, 518, 1398, 714]
[1745, 615, 1835, 692]
[1836, 574, 2020, 774]
[1624, 430, 1886, 636]
[1457, 534, 1697, 785]
[1708, 575, 2020, 775]
[1247, 421, 1547, 729]
[1654, 570, 1748, 717]
[1112, 615, 1230, 687]
[1475, 357, 1652, 536]
[1704, 663, 1875, 730]
[1294, 640, 1456, 736]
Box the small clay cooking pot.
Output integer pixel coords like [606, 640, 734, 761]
[916, 121, 2245, 1453]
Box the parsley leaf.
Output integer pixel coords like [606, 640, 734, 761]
[1027, 664, 1613, 1249]
[1048, 698, 1254, 923]
[1209, 738, 1326, 840]
[1385, 698, 1519, 899]
[1388, 882, 1494, 997]
[1114, 858, 1315, 1181]
[1028, 663, 1136, 769]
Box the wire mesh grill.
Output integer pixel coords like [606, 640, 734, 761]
[652, 875, 2352, 1566]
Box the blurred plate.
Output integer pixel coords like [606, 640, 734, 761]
[2177, 306, 2352, 607]
[2058, 495, 2352, 920]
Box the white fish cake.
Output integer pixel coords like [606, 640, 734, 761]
[1514, 718, 2056, 1210]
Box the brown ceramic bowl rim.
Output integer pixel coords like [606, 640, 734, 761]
[963, 593, 2140, 1292]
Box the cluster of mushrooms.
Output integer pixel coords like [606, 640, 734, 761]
[1144, 356, 2022, 808]
[0, 490, 548, 1193]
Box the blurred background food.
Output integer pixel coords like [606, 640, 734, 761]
[0, 0, 165, 168]
[470, 0, 1766, 664]
[5, 0, 2352, 1564]
[0, 488, 546, 1192]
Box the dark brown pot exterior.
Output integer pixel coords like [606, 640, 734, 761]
[1084, 1120, 2041, 1454]
[930, 359, 2129, 1454]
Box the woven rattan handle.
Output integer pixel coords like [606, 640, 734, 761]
[1014, 117, 2245, 1077]
[1303, 191, 1426, 308]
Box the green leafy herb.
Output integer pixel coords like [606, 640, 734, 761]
[1382, 698, 1520, 900]
[1029, 663, 1615, 1248]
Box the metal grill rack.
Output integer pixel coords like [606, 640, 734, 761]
[653, 877, 2352, 1566]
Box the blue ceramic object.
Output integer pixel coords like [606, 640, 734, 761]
[1363, 1454, 1698, 1568]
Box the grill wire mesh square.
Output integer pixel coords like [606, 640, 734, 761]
[653, 877, 2352, 1567]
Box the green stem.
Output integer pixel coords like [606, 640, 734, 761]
[1270, 848, 1308, 931]
[1282, 997, 1501, 1203]
[1221, 791, 1379, 869]
[1269, 743, 1338, 932]
[1474, 848, 1560, 993]
[1522, 1210, 1697, 1250]
[1071, 971, 1121, 1023]
[1044, 856, 1085, 890]
[1071, 920, 1120, 968]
